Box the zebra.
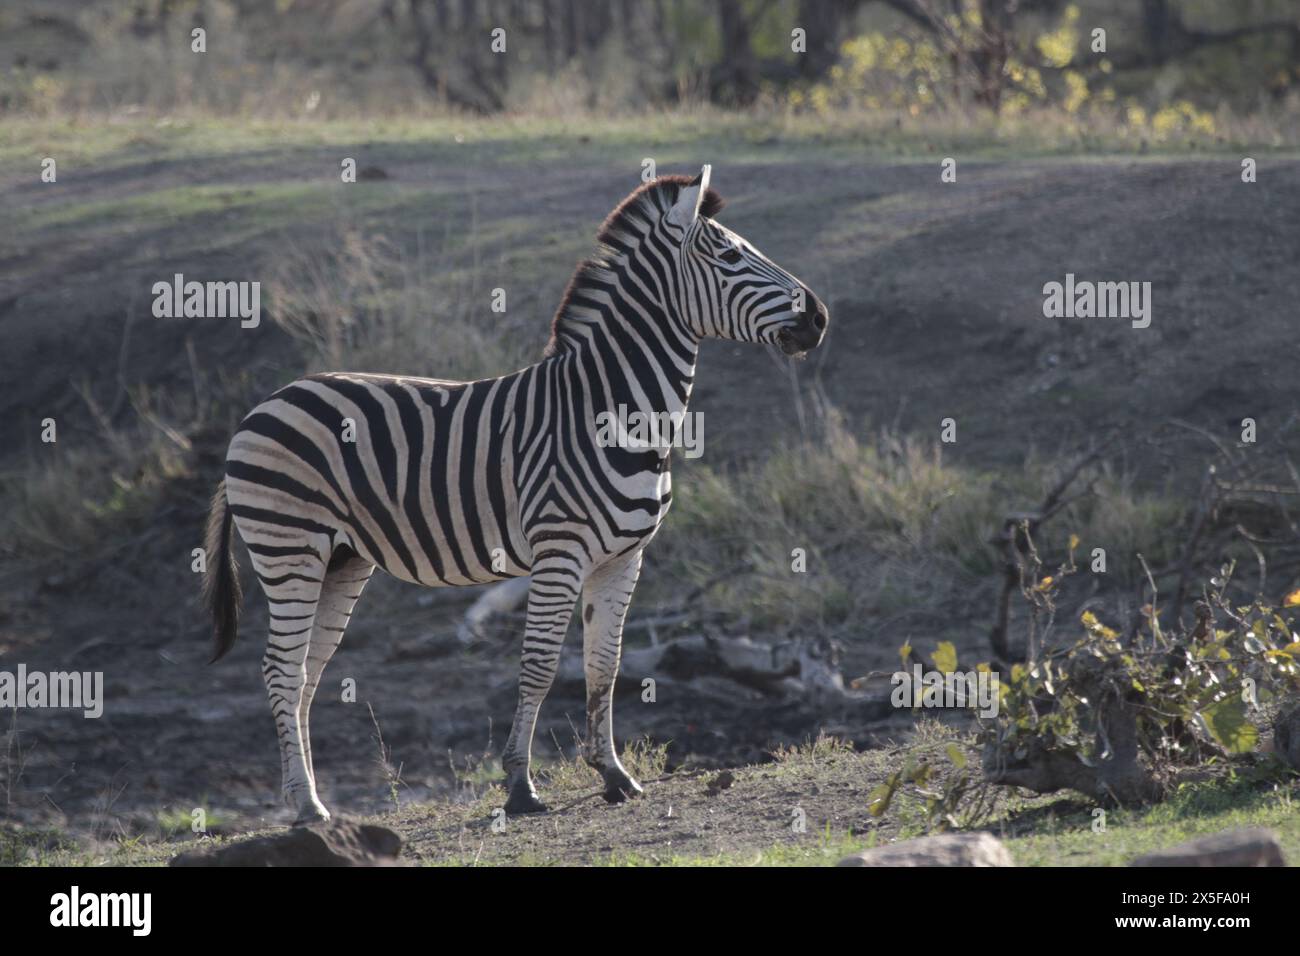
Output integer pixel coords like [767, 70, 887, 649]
[203, 165, 829, 823]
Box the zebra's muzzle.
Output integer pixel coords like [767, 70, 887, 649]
[777, 327, 809, 357]
[776, 298, 829, 357]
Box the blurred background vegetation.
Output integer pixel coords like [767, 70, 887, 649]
[3, 0, 1298, 140]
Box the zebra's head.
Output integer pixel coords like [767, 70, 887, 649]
[546, 167, 830, 359]
[661, 165, 829, 357]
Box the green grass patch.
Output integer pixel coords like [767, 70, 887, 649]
[1004, 777, 1300, 867]
[3, 110, 1295, 188]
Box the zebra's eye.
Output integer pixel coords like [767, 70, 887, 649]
[719, 248, 743, 265]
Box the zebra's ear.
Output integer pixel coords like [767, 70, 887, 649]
[668, 164, 712, 229]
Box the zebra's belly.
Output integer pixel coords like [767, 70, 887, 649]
[341, 501, 531, 589]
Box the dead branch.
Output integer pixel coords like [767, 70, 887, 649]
[988, 439, 1111, 665]
[534, 632, 891, 713]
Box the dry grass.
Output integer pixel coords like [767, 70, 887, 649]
[265, 225, 537, 381]
[0, 384, 203, 561]
[0, 217, 535, 565]
[651, 401, 1184, 640]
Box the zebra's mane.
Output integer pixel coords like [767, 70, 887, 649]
[543, 175, 726, 357]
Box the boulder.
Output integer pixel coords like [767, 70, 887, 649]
[837, 832, 1013, 867]
[171, 818, 405, 867]
[1130, 828, 1284, 867]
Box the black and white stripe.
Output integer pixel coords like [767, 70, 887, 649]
[203, 165, 829, 821]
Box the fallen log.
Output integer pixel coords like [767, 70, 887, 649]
[534, 632, 888, 710]
[468, 588, 887, 711]
[457, 577, 531, 643]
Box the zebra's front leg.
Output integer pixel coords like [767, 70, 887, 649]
[502, 559, 582, 814]
[582, 550, 645, 803]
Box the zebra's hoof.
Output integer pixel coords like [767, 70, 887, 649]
[293, 805, 331, 827]
[601, 772, 643, 804]
[504, 784, 549, 815]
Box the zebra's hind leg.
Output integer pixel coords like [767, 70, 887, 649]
[502, 557, 583, 815]
[299, 547, 375, 797]
[254, 548, 331, 825]
[581, 551, 645, 804]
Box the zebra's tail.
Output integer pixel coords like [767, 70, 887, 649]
[203, 478, 242, 663]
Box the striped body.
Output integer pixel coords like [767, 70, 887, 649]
[204, 167, 828, 821]
[227, 364, 673, 590]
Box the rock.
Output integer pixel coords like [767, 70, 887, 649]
[1130, 828, 1284, 867]
[1273, 703, 1300, 773]
[705, 771, 735, 795]
[837, 832, 1013, 867]
[171, 818, 405, 867]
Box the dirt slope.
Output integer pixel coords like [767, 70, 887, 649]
[2, 128, 1298, 838]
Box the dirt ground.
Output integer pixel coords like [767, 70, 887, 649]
[2, 133, 1299, 848]
[391, 745, 906, 866]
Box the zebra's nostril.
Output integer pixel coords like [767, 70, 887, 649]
[812, 309, 827, 332]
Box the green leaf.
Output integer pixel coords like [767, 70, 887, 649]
[898, 640, 913, 668]
[933, 641, 958, 674]
[867, 775, 900, 818]
[945, 743, 967, 769]
[1199, 697, 1259, 754]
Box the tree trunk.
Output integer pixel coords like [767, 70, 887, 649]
[797, 0, 857, 81]
[715, 0, 759, 104]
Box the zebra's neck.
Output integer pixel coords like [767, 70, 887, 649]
[544, 254, 700, 418]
